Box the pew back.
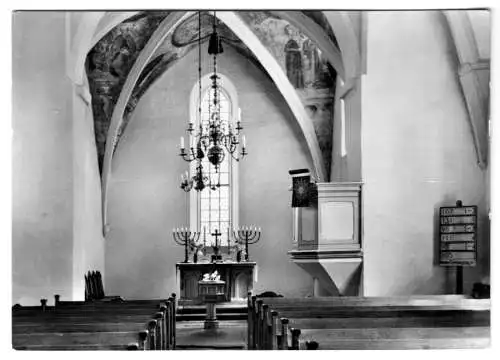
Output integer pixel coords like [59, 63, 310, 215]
[12, 294, 178, 351]
[248, 294, 490, 350]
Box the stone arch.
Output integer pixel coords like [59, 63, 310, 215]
[322, 12, 362, 84]
[100, 12, 193, 232]
[68, 12, 105, 85]
[100, 10, 334, 232]
[214, 11, 327, 181]
[442, 10, 489, 167]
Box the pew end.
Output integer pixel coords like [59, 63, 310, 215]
[40, 299, 47, 312]
[138, 330, 149, 350]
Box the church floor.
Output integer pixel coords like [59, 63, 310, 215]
[175, 320, 247, 350]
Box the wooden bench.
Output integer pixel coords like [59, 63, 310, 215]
[247, 292, 491, 350]
[84, 270, 122, 302]
[13, 293, 177, 351]
[294, 327, 490, 350]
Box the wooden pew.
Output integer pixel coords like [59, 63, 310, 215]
[14, 331, 148, 347]
[293, 326, 490, 350]
[247, 293, 491, 350]
[13, 293, 177, 351]
[85, 270, 121, 302]
[13, 311, 155, 350]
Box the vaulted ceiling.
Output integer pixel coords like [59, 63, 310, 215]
[86, 11, 340, 179]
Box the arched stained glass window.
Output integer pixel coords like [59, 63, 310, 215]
[199, 88, 231, 246]
[189, 74, 239, 249]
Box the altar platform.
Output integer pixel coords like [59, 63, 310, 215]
[176, 262, 256, 303]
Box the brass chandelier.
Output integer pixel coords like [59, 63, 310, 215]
[179, 11, 247, 192]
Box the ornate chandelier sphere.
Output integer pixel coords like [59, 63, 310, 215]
[207, 145, 225, 167]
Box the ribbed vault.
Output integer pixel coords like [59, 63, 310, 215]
[82, 10, 350, 230]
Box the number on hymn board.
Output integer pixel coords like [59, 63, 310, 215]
[440, 233, 475, 242]
[440, 224, 475, 233]
[440, 207, 476, 216]
[440, 216, 476, 225]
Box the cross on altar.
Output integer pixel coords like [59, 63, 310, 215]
[211, 229, 222, 247]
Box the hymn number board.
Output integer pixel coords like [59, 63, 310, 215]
[439, 204, 477, 267]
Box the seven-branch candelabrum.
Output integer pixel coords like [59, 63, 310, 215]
[172, 227, 201, 263]
[233, 226, 262, 262]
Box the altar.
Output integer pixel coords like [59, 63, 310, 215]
[176, 262, 256, 303]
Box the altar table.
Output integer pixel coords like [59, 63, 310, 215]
[176, 262, 256, 303]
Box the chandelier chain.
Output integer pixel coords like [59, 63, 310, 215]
[179, 10, 247, 193]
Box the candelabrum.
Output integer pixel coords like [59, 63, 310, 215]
[179, 109, 248, 170]
[180, 161, 218, 193]
[178, 12, 247, 193]
[178, 14, 247, 171]
[233, 226, 262, 262]
[172, 227, 201, 263]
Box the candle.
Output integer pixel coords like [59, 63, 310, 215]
[180, 136, 185, 149]
[238, 108, 242, 122]
[242, 135, 246, 148]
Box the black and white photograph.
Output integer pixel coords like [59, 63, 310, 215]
[8, 2, 495, 353]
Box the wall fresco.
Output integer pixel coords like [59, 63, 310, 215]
[87, 11, 337, 179]
[118, 12, 256, 148]
[86, 11, 169, 173]
[240, 11, 336, 178]
[239, 11, 335, 91]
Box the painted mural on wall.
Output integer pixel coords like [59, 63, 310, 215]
[240, 11, 335, 91]
[240, 11, 336, 178]
[119, 12, 253, 152]
[87, 11, 336, 179]
[86, 11, 169, 173]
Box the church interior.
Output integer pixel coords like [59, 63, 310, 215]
[12, 9, 491, 350]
